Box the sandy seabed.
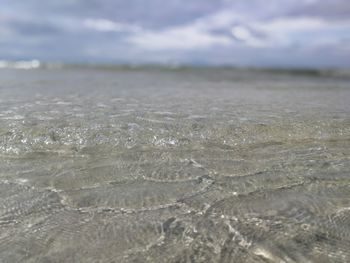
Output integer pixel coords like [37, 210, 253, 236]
[0, 67, 350, 262]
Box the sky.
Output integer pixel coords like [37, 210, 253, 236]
[1, 0, 350, 68]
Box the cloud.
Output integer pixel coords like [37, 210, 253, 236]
[249, 16, 350, 47]
[83, 18, 141, 32]
[128, 26, 232, 50]
[289, 0, 350, 20]
[0, 0, 350, 67]
[230, 26, 266, 47]
[127, 10, 244, 50]
[255, 17, 326, 32]
[127, 10, 350, 51]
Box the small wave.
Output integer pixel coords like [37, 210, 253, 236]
[0, 60, 41, 70]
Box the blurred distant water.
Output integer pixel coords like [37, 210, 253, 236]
[0, 67, 350, 262]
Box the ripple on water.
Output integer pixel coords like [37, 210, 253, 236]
[0, 68, 350, 262]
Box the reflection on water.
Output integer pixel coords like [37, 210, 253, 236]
[0, 68, 350, 262]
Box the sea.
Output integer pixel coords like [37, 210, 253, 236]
[0, 64, 350, 262]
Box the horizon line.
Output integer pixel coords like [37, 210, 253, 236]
[1, 59, 350, 76]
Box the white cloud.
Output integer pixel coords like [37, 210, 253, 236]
[194, 10, 244, 30]
[83, 18, 141, 32]
[128, 26, 232, 50]
[249, 17, 350, 47]
[2, 2, 349, 67]
[127, 10, 242, 50]
[127, 11, 350, 51]
[254, 17, 327, 33]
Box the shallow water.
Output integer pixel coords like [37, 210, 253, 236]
[0, 67, 350, 262]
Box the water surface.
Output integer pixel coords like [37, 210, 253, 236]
[0, 67, 350, 262]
